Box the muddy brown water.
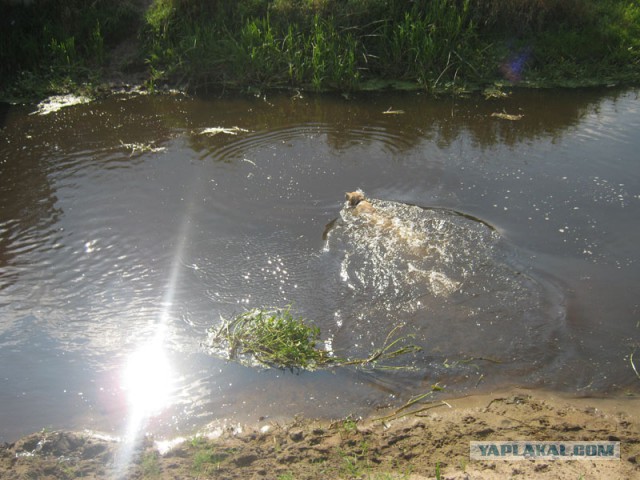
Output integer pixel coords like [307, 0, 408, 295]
[0, 88, 639, 443]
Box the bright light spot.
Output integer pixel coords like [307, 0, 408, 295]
[122, 340, 174, 418]
[84, 240, 97, 253]
[155, 437, 186, 455]
[114, 338, 175, 477]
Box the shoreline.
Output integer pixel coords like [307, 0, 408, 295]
[2, 388, 638, 479]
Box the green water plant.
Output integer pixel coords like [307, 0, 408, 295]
[213, 306, 332, 370]
[207, 306, 420, 372]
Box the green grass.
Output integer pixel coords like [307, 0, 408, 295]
[139, 0, 640, 93]
[0, 0, 141, 101]
[191, 445, 229, 475]
[207, 306, 421, 372]
[140, 450, 161, 478]
[339, 450, 367, 478]
[341, 418, 359, 436]
[141, 0, 479, 92]
[2, 0, 639, 100]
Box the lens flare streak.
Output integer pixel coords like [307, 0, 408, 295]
[114, 193, 197, 476]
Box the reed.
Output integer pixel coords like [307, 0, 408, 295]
[374, 1, 477, 87]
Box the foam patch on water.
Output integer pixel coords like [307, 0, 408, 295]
[31, 94, 92, 115]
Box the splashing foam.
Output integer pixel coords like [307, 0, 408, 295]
[331, 197, 486, 305]
[323, 192, 563, 368]
[31, 94, 91, 115]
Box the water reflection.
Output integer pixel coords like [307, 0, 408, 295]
[114, 331, 175, 477]
[121, 334, 174, 427]
[180, 88, 637, 162]
[0, 87, 639, 443]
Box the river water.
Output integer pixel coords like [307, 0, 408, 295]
[1, 88, 639, 442]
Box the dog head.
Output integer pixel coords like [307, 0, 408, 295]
[345, 191, 366, 207]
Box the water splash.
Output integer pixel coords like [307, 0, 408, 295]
[323, 194, 565, 370]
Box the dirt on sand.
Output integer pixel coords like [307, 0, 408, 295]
[1, 389, 639, 479]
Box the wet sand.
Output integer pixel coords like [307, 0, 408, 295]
[1, 388, 639, 479]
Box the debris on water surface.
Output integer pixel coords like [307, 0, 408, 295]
[491, 112, 524, 121]
[208, 306, 333, 371]
[119, 140, 166, 155]
[31, 94, 91, 115]
[198, 126, 250, 136]
[383, 107, 405, 115]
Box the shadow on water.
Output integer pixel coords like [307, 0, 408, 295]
[0, 87, 639, 442]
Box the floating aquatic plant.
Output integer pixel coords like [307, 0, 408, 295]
[207, 306, 421, 372]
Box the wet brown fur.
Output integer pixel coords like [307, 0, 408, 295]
[345, 191, 375, 214]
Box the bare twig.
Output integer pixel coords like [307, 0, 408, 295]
[631, 351, 640, 380]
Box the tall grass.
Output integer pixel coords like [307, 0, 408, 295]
[471, 0, 640, 85]
[145, 9, 365, 91]
[141, 0, 638, 92]
[0, 0, 141, 98]
[375, 0, 478, 87]
[469, 0, 597, 34]
[1, 0, 638, 99]
[142, 0, 482, 91]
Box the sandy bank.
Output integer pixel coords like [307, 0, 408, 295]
[1, 388, 638, 479]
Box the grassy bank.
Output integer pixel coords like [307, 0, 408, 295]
[1, 0, 639, 100]
[0, 0, 145, 101]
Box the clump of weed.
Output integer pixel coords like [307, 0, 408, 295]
[192, 448, 227, 474]
[341, 418, 359, 436]
[207, 306, 421, 372]
[209, 306, 334, 371]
